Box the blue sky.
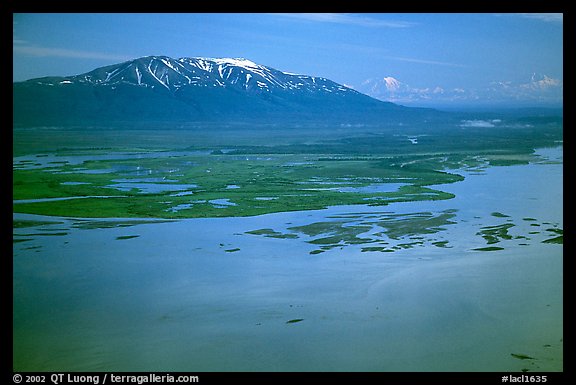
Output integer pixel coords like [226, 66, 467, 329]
[13, 13, 563, 107]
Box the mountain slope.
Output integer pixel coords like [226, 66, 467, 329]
[13, 56, 437, 127]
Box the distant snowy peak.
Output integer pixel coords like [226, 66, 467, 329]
[36, 55, 357, 96]
[382, 77, 403, 92]
[360, 76, 410, 98]
[526, 73, 562, 90]
[358, 72, 563, 106]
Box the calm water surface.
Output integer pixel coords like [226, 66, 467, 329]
[13, 147, 563, 371]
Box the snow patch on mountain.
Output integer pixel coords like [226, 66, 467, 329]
[383, 77, 402, 91]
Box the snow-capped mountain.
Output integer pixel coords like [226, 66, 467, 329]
[359, 73, 563, 107]
[47, 56, 358, 96]
[13, 56, 436, 127]
[358, 76, 449, 105]
[358, 77, 412, 101]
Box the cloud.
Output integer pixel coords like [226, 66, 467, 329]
[517, 13, 563, 23]
[270, 13, 416, 28]
[13, 44, 132, 62]
[383, 55, 465, 68]
[460, 120, 496, 128]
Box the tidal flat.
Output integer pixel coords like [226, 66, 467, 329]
[13, 120, 563, 371]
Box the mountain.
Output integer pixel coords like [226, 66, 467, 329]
[358, 76, 448, 106]
[13, 56, 438, 127]
[359, 76, 411, 99]
[359, 73, 563, 108]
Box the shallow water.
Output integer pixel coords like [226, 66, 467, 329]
[13, 195, 124, 205]
[336, 183, 406, 193]
[105, 181, 198, 194]
[12, 150, 211, 170]
[13, 147, 563, 372]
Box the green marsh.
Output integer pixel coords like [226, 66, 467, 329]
[13, 120, 561, 220]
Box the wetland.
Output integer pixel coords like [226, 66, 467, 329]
[13, 116, 563, 371]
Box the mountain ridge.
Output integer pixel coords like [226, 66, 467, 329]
[13, 55, 440, 128]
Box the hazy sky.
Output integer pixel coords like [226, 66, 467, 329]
[13, 13, 563, 107]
